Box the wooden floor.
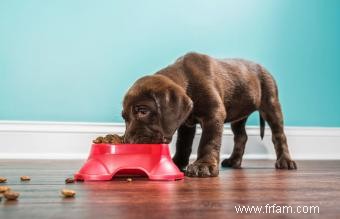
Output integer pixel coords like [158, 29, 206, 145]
[0, 160, 339, 219]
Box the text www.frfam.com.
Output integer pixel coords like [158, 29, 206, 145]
[235, 204, 320, 214]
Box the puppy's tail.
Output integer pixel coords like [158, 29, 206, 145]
[259, 114, 265, 140]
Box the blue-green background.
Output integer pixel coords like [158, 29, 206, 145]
[1, 0, 339, 126]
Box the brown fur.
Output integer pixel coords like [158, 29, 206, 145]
[122, 52, 297, 177]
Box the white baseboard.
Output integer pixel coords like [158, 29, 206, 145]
[0, 121, 340, 160]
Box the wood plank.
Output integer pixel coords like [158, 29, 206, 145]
[0, 160, 339, 218]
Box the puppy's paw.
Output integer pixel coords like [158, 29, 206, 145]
[221, 158, 242, 168]
[275, 156, 297, 170]
[186, 161, 219, 177]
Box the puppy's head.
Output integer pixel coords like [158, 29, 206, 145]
[122, 75, 193, 144]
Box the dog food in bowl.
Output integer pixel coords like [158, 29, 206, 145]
[93, 134, 124, 144]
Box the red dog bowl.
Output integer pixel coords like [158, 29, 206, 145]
[74, 144, 184, 181]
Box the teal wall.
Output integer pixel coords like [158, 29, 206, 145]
[1, 0, 339, 126]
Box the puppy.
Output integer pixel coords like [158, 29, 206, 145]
[122, 52, 297, 177]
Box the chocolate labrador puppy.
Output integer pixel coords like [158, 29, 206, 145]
[122, 52, 297, 177]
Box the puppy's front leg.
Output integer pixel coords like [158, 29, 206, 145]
[173, 124, 196, 172]
[186, 116, 224, 177]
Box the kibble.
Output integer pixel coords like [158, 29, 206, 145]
[20, 176, 31, 181]
[0, 186, 10, 193]
[93, 136, 104, 144]
[93, 134, 124, 144]
[61, 189, 76, 198]
[110, 134, 124, 144]
[4, 191, 20, 200]
[65, 178, 75, 184]
[0, 177, 7, 183]
[126, 178, 132, 182]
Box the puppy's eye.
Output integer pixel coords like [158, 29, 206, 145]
[134, 106, 150, 117]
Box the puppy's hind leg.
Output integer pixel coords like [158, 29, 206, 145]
[172, 124, 196, 171]
[221, 118, 248, 168]
[260, 100, 297, 170]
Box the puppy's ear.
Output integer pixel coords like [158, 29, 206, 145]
[153, 86, 193, 137]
